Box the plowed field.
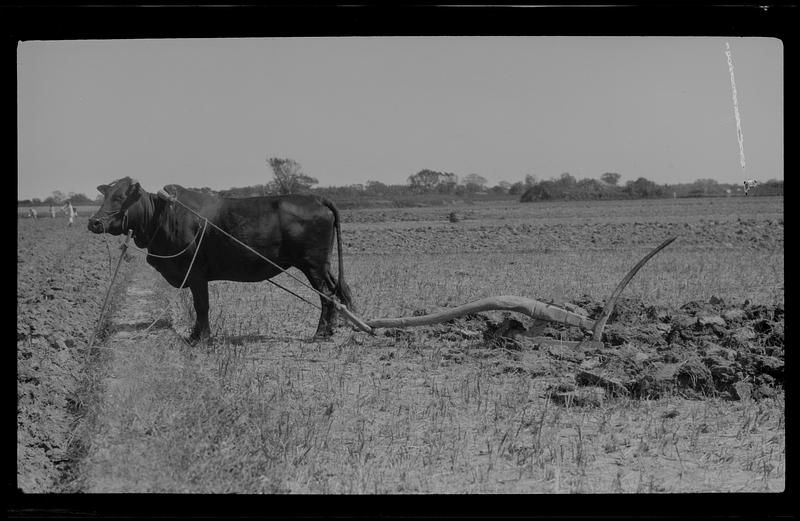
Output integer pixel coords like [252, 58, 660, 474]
[17, 196, 783, 495]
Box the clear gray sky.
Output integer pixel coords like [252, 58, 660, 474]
[17, 37, 782, 201]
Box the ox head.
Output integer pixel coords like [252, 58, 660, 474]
[87, 177, 143, 235]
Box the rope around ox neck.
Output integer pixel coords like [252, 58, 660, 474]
[132, 218, 209, 339]
[128, 222, 205, 259]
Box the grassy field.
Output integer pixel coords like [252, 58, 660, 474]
[28, 196, 784, 494]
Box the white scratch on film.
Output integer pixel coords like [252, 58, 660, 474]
[725, 42, 746, 172]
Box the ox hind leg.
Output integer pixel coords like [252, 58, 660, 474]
[300, 265, 338, 340]
[188, 279, 211, 345]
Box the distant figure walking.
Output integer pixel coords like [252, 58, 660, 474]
[49, 205, 56, 218]
[743, 179, 758, 196]
[27, 207, 38, 219]
[62, 201, 75, 226]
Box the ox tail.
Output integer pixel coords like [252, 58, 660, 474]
[321, 197, 355, 312]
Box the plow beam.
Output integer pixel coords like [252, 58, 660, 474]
[360, 237, 677, 342]
[367, 296, 595, 331]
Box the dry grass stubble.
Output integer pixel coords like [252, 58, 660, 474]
[80, 239, 783, 492]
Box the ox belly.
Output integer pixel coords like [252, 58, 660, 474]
[147, 255, 289, 287]
[205, 260, 287, 283]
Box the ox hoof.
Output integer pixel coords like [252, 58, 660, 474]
[187, 331, 211, 346]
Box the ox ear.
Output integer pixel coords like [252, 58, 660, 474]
[97, 184, 111, 195]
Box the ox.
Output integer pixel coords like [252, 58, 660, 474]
[88, 177, 354, 343]
[743, 179, 759, 196]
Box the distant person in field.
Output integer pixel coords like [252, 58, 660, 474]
[28, 207, 38, 219]
[62, 201, 75, 226]
[49, 205, 56, 218]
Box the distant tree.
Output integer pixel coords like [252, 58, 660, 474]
[524, 174, 537, 188]
[488, 181, 511, 195]
[408, 169, 458, 193]
[577, 178, 605, 199]
[44, 192, 91, 204]
[556, 172, 577, 188]
[463, 173, 488, 193]
[624, 177, 664, 198]
[365, 180, 388, 195]
[267, 157, 318, 194]
[600, 172, 621, 186]
[689, 178, 724, 197]
[508, 181, 525, 195]
[755, 178, 783, 196]
[436, 172, 458, 194]
[408, 169, 440, 192]
[49, 191, 66, 204]
[67, 193, 93, 204]
[32, 198, 42, 205]
[520, 182, 554, 202]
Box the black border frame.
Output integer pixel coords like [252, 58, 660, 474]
[6, 3, 794, 520]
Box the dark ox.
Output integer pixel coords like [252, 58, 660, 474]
[88, 177, 354, 343]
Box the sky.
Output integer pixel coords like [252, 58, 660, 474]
[17, 36, 782, 201]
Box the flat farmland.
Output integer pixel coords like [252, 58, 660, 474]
[17, 196, 784, 494]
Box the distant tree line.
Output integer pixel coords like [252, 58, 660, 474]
[519, 173, 783, 202]
[19, 160, 784, 207]
[18, 190, 101, 207]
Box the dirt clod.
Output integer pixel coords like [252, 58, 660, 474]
[420, 295, 783, 404]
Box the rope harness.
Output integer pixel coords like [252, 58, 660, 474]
[133, 218, 209, 340]
[128, 223, 206, 259]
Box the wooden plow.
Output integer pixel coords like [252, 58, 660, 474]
[339, 236, 677, 349]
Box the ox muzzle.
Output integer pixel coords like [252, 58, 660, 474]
[87, 217, 106, 233]
[88, 210, 126, 235]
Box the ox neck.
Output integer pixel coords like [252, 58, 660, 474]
[129, 192, 165, 249]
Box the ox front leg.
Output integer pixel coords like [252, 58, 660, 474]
[188, 279, 211, 345]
